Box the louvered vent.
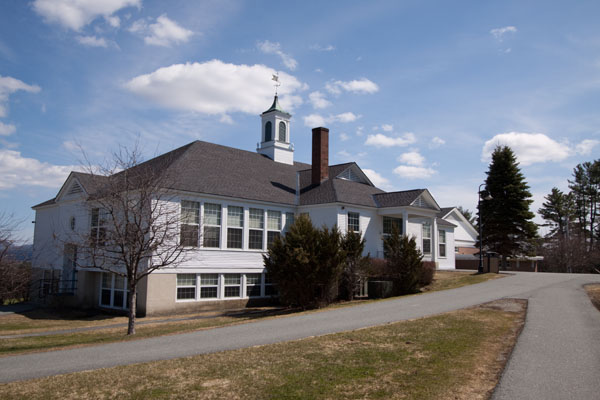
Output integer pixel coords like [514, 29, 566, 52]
[67, 182, 83, 195]
[337, 168, 361, 182]
[413, 195, 426, 208]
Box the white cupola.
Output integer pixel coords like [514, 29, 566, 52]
[257, 96, 294, 165]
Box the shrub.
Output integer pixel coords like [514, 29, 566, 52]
[419, 261, 436, 286]
[263, 215, 345, 309]
[339, 231, 370, 301]
[383, 225, 424, 295]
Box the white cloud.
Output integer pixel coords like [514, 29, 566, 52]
[397, 151, 425, 166]
[363, 168, 392, 189]
[76, 35, 108, 47]
[219, 114, 234, 124]
[105, 15, 120, 28]
[308, 91, 331, 109]
[0, 122, 16, 136]
[309, 44, 335, 52]
[575, 139, 599, 155]
[325, 78, 379, 95]
[32, 0, 140, 31]
[125, 60, 305, 116]
[356, 126, 364, 136]
[0, 76, 41, 118]
[393, 165, 436, 179]
[381, 124, 393, 132]
[481, 132, 573, 166]
[257, 40, 297, 71]
[0, 149, 77, 189]
[364, 132, 416, 148]
[339, 132, 349, 141]
[430, 136, 445, 148]
[129, 14, 193, 47]
[490, 26, 517, 41]
[303, 112, 359, 127]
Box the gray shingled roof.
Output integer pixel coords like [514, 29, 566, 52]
[373, 189, 425, 208]
[33, 140, 436, 211]
[437, 207, 455, 218]
[436, 218, 457, 228]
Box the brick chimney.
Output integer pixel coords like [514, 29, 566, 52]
[312, 127, 329, 185]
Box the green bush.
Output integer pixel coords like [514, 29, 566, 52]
[339, 231, 370, 301]
[263, 215, 345, 309]
[383, 226, 424, 295]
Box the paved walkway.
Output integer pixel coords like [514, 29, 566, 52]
[493, 279, 600, 400]
[0, 272, 598, 389]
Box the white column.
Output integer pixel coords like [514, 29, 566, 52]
[431, 217, 437, 263]
[402, 210, 408, 236]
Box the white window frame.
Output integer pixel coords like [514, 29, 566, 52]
[422, 223, 432, 255]
[99, 273, 129, 310]
[438, 229, 446, 258]
[382, 216, 402, 237]
[90, 207, 107, 246]
[223, 274, 242, 298]
[176, 273, 197, 300]
[347, 212, 360, 233]
[267, 210, 282, 247]
[248, 208, 264, 250]
[226, 205, 244, 249]
[180, 200, 200, 247]
[284, 212, 295, 232]
[203, 203, 222, 248]
[199, 273, 219, 299]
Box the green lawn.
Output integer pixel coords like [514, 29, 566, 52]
[0, 271, 503, 356]
[0, 299, 526, 400]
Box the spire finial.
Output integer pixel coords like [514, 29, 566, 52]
[272, 73, 281, 96]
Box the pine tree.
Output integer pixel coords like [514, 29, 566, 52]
[568, 160, 600, 250]
[538, 187, 576, 238]
[479, 146, 538, 268]
[457, 206, 477, 227]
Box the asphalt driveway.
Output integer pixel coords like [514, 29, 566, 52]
[1, 271, 599, 396]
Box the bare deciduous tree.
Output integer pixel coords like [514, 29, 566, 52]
[63, 144, 193, 335]
[0, 213, 30, 304]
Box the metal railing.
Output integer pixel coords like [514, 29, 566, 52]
[38, 279, 77, 298]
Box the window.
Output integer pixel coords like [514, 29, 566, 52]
[90, 208, 107, 246]
[246, 273, 262, 297]
[278, 121, 286, 142]
[224, 274, 241, 298]
[347, 212, 360, 233]
[69, 216, 76, 231]
[383, 216, 402, 236]
[265, 274, 278, 296]
[180, 201, 200, 246]
[439, 230, 446, 258]
[267, 210, 281, 247]
[176, 274, 196, 300]
[203, 203, 221, 248]
[227, 206, 243, 249]
[100, 273, 129, 309]
[249, 208, 264, 250]
[265, 121, 272, 141]
[285, 212, 295, 231]
[200, 274, 218, 298]
[422, 223, 431, 254]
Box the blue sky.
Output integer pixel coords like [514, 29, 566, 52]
[1, 0, 599, 242]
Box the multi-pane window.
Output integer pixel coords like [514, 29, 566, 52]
[438, 230, 446, 257]
[203, 203, 221, 248]
[347, 212, 360, 233]
[278, 121, 286, 142]
[227, 206, 243, 249]
[265, 274, 278, 296]
[249, 208, 264, 250]
[224, 274, 241, 298]
[383, 216, 402, 236]
[285, 212, 295, 231]
[246, 273, 262, 297]
[180, 201, 200, 246]
[422, 223, 431, 254]
[200, 274, 218, 298]
[91, 208, 107, 246]
[176, 274, 196, 300]
[100, 273, 129, 309]
[267, 210, 282, 247]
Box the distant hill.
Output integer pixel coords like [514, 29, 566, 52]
[6, 244, 33, 262]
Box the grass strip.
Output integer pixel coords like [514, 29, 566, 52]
[584, 283, 600, 312]
[0, 271, 503, 356]
[0, 298, 526, 400]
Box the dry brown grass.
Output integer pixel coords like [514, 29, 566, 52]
[584, 284, 600, 312]
[0, 299, 526, 400]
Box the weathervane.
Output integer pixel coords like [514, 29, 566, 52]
[272, 73, 281, 96]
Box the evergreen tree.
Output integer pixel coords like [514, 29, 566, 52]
[457, 206, 477, 228]
[568, 160, 600, 250]
[263, 215, 345, 309]
[383, 225, 423, 294]
[339, 231, 370, 301]
[538, 187, 576, 238]
[479, 146, 538, 267]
